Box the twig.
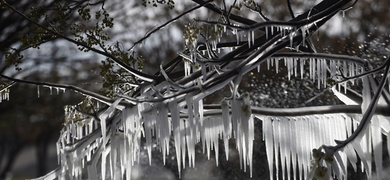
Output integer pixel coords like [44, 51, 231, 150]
[128, 0, 214, 51]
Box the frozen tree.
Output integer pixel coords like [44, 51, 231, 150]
[1, 0, 390, 179]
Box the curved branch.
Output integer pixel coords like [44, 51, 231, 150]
[287, 0, 295, 18]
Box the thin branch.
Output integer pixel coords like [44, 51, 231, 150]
[337, 57, 390, 83]
[286, 0, 295, 18]
[128, 0, 213, 51]
[227, 0, 238, 24]
[0, 74, 136, 106]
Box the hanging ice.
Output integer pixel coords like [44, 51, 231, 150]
[258, 114, 361, 180]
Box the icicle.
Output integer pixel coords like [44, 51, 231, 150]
[309, 58, 313, 81]
[0, 88, 10, 103]
[301, 26, 306, 47]
[141, 104, 153, 165]
[275, 58, 279, 74]
[294, 58, 298, 77]
[343, 61, 347, 79]
[169, 100, 182, 177]
[247, 31, 251, 48]
[352, 140, 370, 173]
[361, 76, 371, 113]
[285, 119, 292, 180]
[251, 30, 255, 46]
[267, 58, 270, 70]
[215, 117, 223, 167]
[158, 103, 170, 165]
[372, 117, 383, 180]
[330, 60, 336, 77]
[273, 119, 280, 180]
[279, 118, 287, 180]
[37, 86, 40, 98]
[248, 115, 254, 177]
[344, 143, 358, 171]
[221, 99, 231, 161]
[186, 95, 196, 168]
[184, 61, 191, 77]
[205, 117, 211, 160]
[265, 26, 269, 39]
[301, 118, 309, 180]
[180, 118, 186, 169]
[233, 28, 239, 44]
[322, 59, 327, 88]
[99, 98, 123, 150]
[289, 119, 297, 180]
[286, 58, 291, 80]
[317, 59, 321, 89]
[300, 59, 304, 79]
[349, 63, 355, 85]
[279, 26, 283, 36]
